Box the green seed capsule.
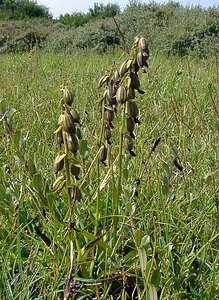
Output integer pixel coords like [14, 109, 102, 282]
[119, 59, 129, 78]
[136, 52, 146, 68]
[126, 115, 135, 133]
[71, 164, 81, 178]
[130, 72, 140, 90]
[70, 107, 80, 124]
[104, 125, 111, 142]
[73, 186, 82, 201]
[98, 144, 107, 163]
[123, 133, 133, 152]
[63, 86, 74, 106]
[116, 85, 128, 104]
[63, 112, 76, 134]
[54, 154, 65, 174]
[56, 128, 63, 144]
[68, 134, 79, 154]
[112, 69, 120, 83]
[104, 108, 114, 123]
[127, 101, 139, 118]
[138, 36, 149, 56]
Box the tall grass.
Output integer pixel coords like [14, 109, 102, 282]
[0, 46, 218, 299]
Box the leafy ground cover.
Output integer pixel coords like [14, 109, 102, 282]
[0, 44, 218, 299]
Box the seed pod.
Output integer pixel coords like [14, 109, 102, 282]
[104, 125, 111, 144]
[104, 108, 114, 123]
[133, 61, 140, 73]
[136, 52, 146, 68]
[98, 144, 107, 163]
[106, 88, 117, 107]
[138, 36, 149, 56]
[130, 72, 140, 90]
[54, 154, 65, 174]
[52, 175, 66, 193]
[56, 128, 63, 144]
[98, 74, 109, 89]
[127, 101, 139, 119]
[126, 115, 135, 133]
[127, 87, 135, 100]
[112, 69, 120, 83]
[124, 133, 133, 152]
[98, 99, 104, 113]
[68, 134, 79, 154]
[62, 112, 76, 134]
[116, 85, 128, 104]
[70, 107, 80, 124]
[119, 59, 129, 78]
[71, 164, 81, 178]
[73, 186, 82, 201]
[63, 86, 74, 106]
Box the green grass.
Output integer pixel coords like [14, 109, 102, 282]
[0, 47, 218, 299]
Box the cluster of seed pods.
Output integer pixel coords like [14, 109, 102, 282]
[98, 36, 149, 163]
[52, 86, 82, 201]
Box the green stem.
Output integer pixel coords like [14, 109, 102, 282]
[95, 101, 105, 236]
[63, 132, 72, 216]
[113, 104, 126, 245]
[63, 130, 81, 255]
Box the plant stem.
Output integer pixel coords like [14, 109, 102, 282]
[95, 101, 105, 236]
[113, 103, 125, 245]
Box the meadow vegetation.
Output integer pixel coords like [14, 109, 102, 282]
[0, 1, 219, 299]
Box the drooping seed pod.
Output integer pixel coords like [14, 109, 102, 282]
[112, 69, 120, 83]
[63, 86, 74, 106]
[130, 72, 140, 90]
[98, 74, 109, 89]
[106, 88, 117, 107]
[116, 85, 128, 104]
[124, 133, 133, 152]
[133, 61, 140, 73]
[126, 115, 135, 134]
[98, 143, 107, 163]
[62, 112, 76, 135]
[123, 133, 136, 156]
[98, 99, 104, 113]
[104, 108, 114, 123]
[119, 59, 129, 78]
[136, 52, 147, 68]
[68, 134, 79, 154]
[70, 107, 80, 124]
[71, 164, 81, 178]
[55, 127, 63, 144]
[138, 36, 149, 58]
[127, 101, 139, 119]
[52, 175, 66, 193]
[73, 186, 82, 201]
[104, 125, 111, 144]
[127, 87, 135, 100]
[54, 153, 65, 174]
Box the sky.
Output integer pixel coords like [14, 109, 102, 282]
[37, 0, 219, 18]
